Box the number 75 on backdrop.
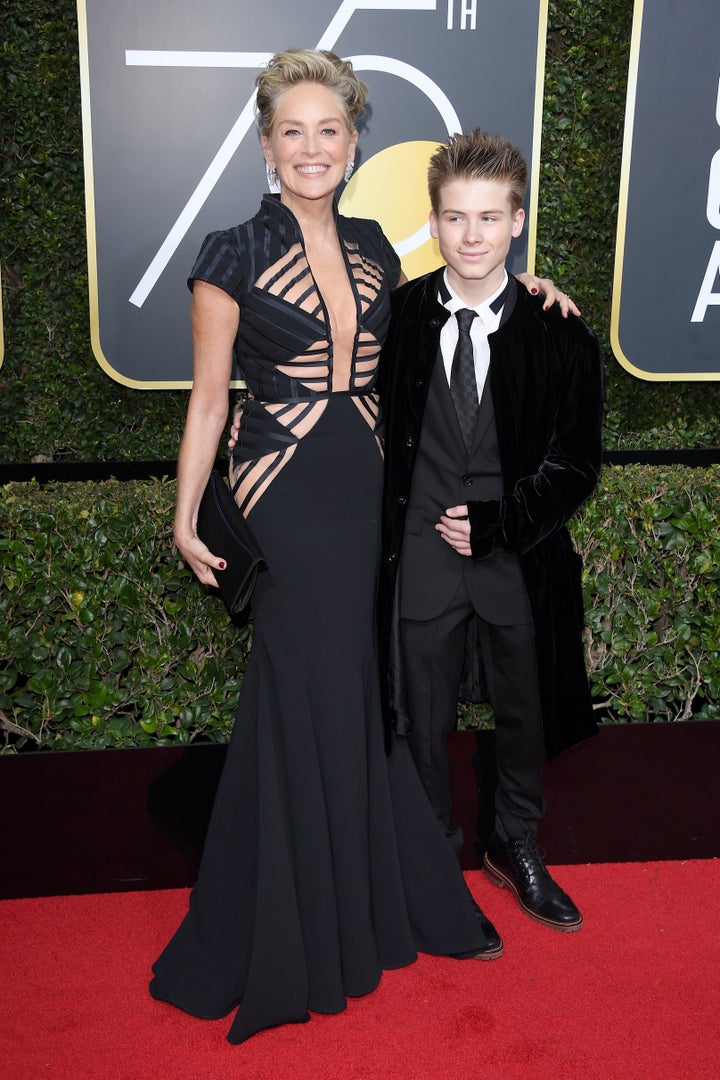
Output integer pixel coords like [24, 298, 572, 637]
[77, 0, 549, 387]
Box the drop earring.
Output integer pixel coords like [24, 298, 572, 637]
[266, 163, 279, 191]
[344, 160, 355, 183]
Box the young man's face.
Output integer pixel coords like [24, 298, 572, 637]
[429, 178, 525, 303]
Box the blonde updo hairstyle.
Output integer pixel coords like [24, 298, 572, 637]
[255, 49, 368, 136]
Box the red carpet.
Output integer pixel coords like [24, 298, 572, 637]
[2, 861, 718, 1080]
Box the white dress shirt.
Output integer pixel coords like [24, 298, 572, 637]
[438, 270, 508, 400]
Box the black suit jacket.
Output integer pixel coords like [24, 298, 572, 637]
[398, 292, 530, 625]
[377, 270, 604, 759]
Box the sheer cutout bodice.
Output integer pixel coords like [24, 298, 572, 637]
[188, 195, 400, 514]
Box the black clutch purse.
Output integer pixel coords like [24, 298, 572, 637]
[196, 470, 267, 615]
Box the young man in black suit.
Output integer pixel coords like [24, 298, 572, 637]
[378, 129, 603, 933]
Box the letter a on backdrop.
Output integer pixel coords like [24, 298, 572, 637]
[612, 0, 720, 380]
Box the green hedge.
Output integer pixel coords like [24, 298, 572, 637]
[574, 466, 720, 723]
[2, 3, 719, 750]
[1, 0, 720, 462]
[2, 467, 719, 752]
[0, 479, 250, 751]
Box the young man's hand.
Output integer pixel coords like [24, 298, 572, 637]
[436, 505, 472, 557]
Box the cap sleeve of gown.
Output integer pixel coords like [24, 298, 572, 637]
[187, 229, 247, 303]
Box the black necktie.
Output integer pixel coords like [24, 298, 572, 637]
[450, 308, 478, 450]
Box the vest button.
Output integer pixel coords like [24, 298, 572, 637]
[387, 551, 398, 563]
[415, 378, 424, 389]
[429, 318, 440, 328]
[405, 435, 415, 448]
[397, 494, 408, 505]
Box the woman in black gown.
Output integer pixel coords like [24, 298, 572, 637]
[150, 48, 570, 1044]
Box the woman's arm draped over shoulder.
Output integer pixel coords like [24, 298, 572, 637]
[174, 280, 239, 587]
[516, 272, 580, 317]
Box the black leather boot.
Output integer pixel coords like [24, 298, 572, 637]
[483, 833, 582, 931]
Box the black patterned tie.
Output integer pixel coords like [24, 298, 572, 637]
[450, 308, 478, 450]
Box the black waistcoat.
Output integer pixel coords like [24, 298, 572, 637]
[399, 310, 530, 625]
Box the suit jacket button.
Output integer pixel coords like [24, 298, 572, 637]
[462, 475, 473, 486]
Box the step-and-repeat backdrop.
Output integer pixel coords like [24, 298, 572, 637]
[76, 0, 720, 386]
[612, 0, 720, 379]
[77, 0, 549, 386]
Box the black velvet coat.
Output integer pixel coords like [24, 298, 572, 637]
[377, 270, 604, 759]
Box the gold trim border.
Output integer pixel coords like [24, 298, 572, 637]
[77, 0, 550, 389]
[610, 0, 719, 381]
[525, 0, 549, 277]
[77, 0, 194, 389]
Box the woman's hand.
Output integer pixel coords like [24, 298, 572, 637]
[227, 402, 243, 451]
[174, 280, 238, 587]
[174, 526, 227, 589]
[516, 272, 581, 318]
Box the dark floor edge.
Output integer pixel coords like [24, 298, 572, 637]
[2, 449, 720, 485]
[1, 723, 719, 899]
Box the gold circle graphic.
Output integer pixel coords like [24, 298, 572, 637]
[339, 140, 443, 280]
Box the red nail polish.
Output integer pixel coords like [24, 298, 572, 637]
[218, 560, 227, 570]
[530, 287, 539, 295]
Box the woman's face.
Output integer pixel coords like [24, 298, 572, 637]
[261, 82, 357, 210]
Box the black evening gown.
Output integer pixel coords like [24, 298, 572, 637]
[150, 196, 488, 1044]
